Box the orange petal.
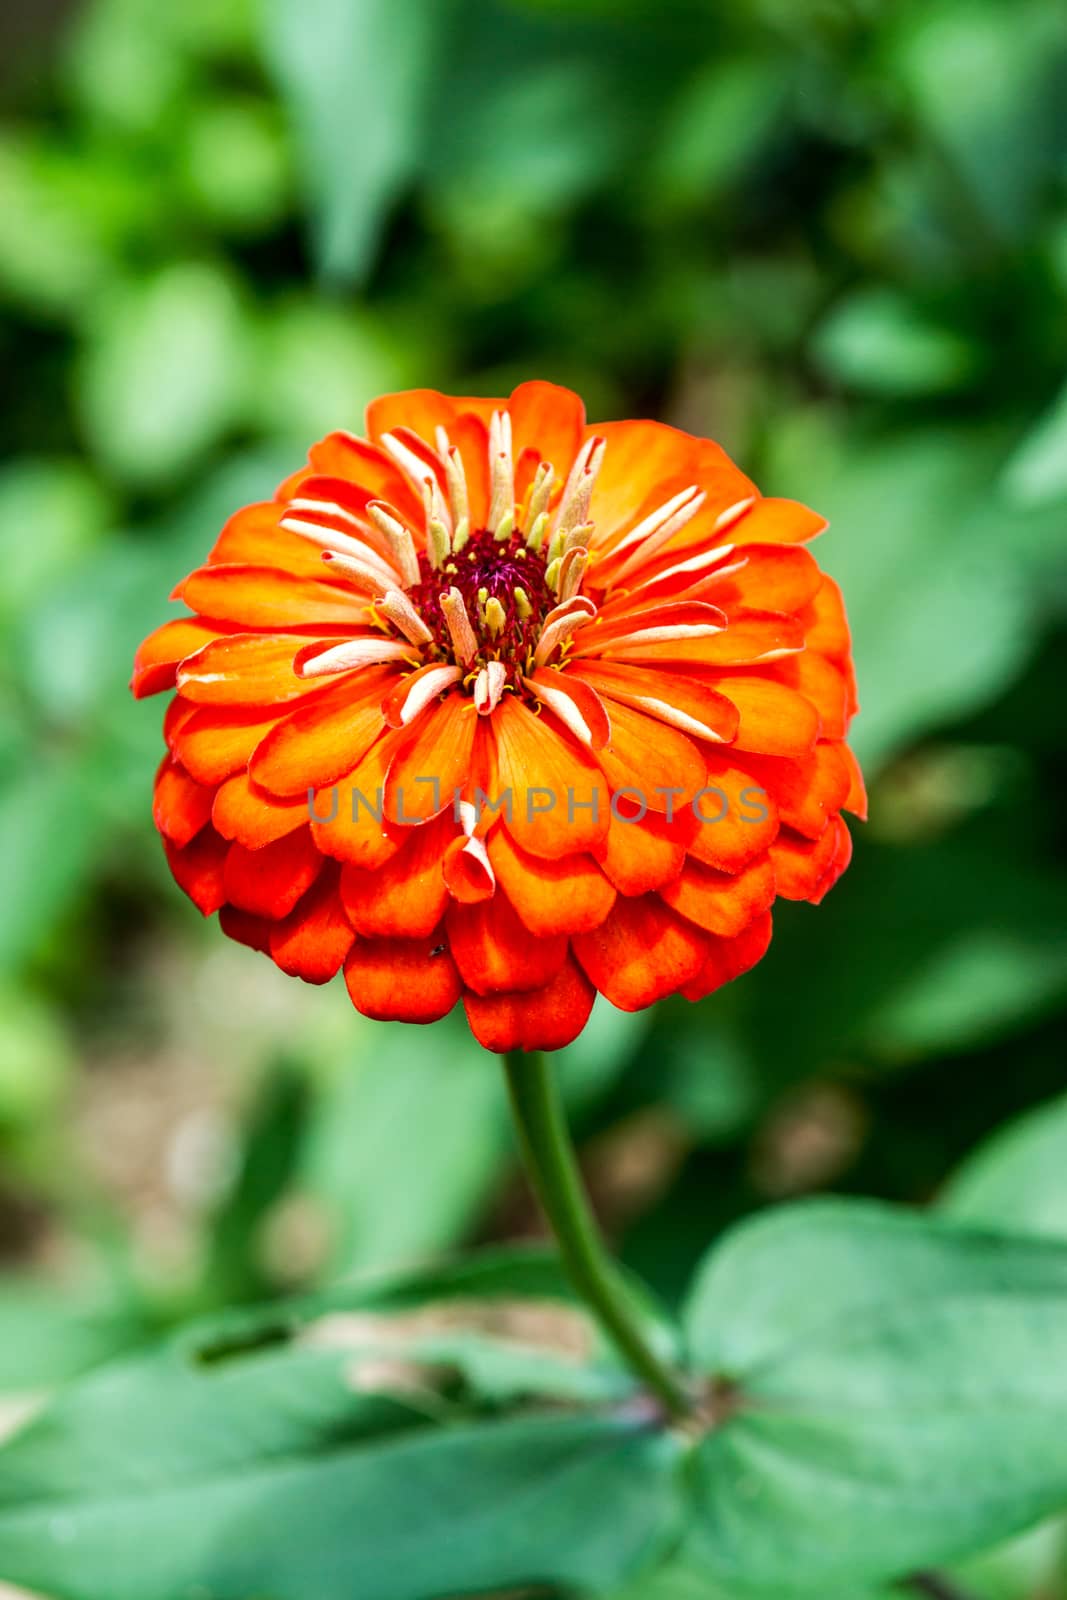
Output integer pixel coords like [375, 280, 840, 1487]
[680, 911, 773, 1001]
[488, 826, 615, 937]
[177, 632, 345, 706]
[153, 756, 215, 847]
[172, 705, 280, 786]
[365, 389, 461, 445]
[384, 693, 478, 826]
[302, 433, 425, 524]
[797, 573, 852, 660]
[340, 813, 454, 938]
[573, 894, 709, 1011]
[163, 694, 197, 751]
[686, 758, 779, 873]
[570, 660, 737, 745]
[383, 662, 463, 730]
[443, 831, 496, 903]
[309, 729, 407, 869]
[447, 412, 491, 527]
[250, 668, 395, 797]
[208, 501, 359, 581]
[269, 866, 355, 983]
[525, 667, 611, 750]
[762, 651, 850, 740]
[446, 892, 567, 996]
[702, 543, 822, 614]
[661, 854, 774, 937]
[344, 929, 460, 1023]
[219, 905, 274, 955]
[222, 828, 324, 918]
[573, 600, 726, 657]
[728, 498, 827, 546]
[811, 815, 853, 903]
[178, 564, 372, 628]
[593, 806, 696, 896]
[163, 826, 229, 915]
[508, 381, 586, 476]
[587, 419, 755, 552]
[741, 742, 852, 841]
[841, 743, 868, 821]
[490, 696, 608, 860]
[463, 957, 595, 1053]
[212, 771, 309, 849]
[769, 820, 843, 902]
[596, 698, 708, 810]
[716, 675, 820, 759]
[609, 609, 804, 668]
[131, 617, 225, 698]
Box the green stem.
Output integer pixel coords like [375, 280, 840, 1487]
[502, 1048, 691, 1420]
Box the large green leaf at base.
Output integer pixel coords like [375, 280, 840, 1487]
[0, 1249, 685, 1599]
[681, 1200, 1067, 1590]
[0, 1411, 682, 1600]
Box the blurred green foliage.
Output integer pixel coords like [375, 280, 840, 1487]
[1, 0, 1067, 1592]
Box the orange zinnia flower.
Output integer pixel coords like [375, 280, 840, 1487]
[132, 382, 864, 1052]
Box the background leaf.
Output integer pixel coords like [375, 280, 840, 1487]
[262, 0, 444, 284]
[682, 1201, 1067, 1589]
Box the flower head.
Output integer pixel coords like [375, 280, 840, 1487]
[132, 382, 864, 1051]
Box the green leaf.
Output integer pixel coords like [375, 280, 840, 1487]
[0, 1271, 684, 1600]
[300, 1017, 510, 1277]
[648, 58, 786, 212]
[682, 1199, 1067, 1589]
[812, 287, 980, 397]
[890, 0, 1067, 236]
[262, 0, 443, 284]
[739, 832, 1067, 1081]
[942, 1091, 1067, 1240]
[763, 418, 1041, 768]
[76, 262, 251, 488]
[248, 299, 417, 445]
[0, 460, 112, 626]
[1002, 379, 1067, 508]
[607, 1555, 892, 1600]
[0, 1283, 147, 1391]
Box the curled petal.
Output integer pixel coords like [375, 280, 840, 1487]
[524, 668, 611, 750]
[383, 663, 463, 728]
[443, 831, 496, 904]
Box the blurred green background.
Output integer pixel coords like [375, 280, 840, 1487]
[1, 0, 1067, 1588]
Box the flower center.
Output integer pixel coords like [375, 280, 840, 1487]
[409, 526, 554, 682]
